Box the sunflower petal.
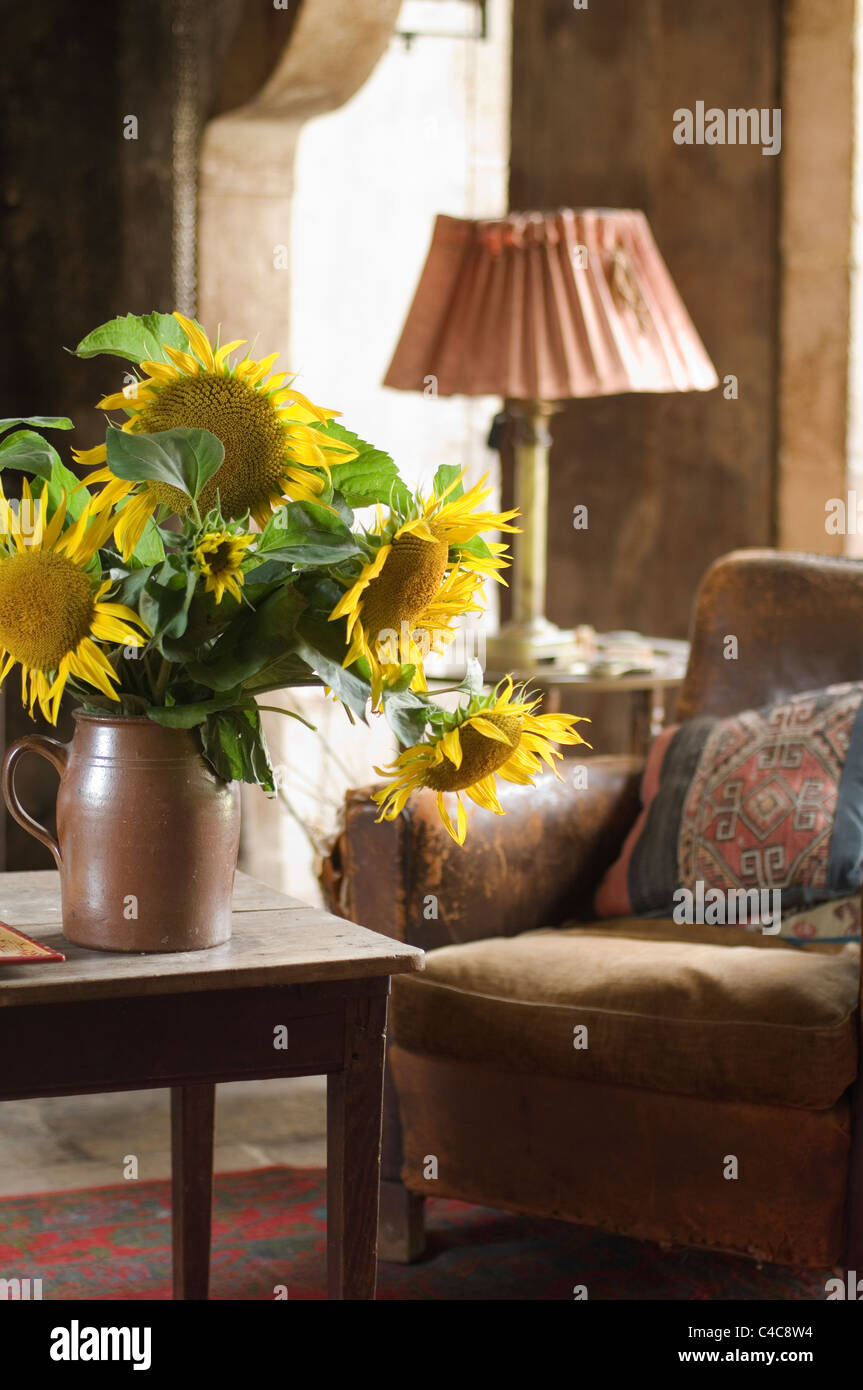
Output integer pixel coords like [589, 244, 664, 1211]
[72, 443, 108, 466]
[440, 727, 463, 768]
[470, 715, 516, 744]
[173, 312, 216, 371]
[214, 339, 246, 370]
[163, 345, 200, 375]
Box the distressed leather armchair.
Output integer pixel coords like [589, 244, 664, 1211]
[321, 551, 863, 1275]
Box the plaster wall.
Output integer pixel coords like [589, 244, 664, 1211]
[199, 1, 512, 899]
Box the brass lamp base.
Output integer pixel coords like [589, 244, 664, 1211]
[484, 617, 580, 671]
[487, 400, 579, 672]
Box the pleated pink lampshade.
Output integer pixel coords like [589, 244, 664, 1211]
[384, 209, 718, 400]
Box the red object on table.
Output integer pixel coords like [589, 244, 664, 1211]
[0, 920, 64, 963]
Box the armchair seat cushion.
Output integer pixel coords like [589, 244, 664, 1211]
[390, 919, 860, 1108]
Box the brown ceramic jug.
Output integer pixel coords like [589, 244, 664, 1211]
[1, 712, 241, 952]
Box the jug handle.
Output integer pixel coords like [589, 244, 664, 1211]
[2, 735, 68, 868]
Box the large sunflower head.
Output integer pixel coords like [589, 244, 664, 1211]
[372, 678, 589, 844]
[0, 479, 149, 723]
[395, 470, 519, 583]
[328, 472, 517, 707]
[75, 312, 357, 558]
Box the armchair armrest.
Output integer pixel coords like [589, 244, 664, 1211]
[320, 755, 643, 949]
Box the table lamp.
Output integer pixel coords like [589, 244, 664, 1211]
[383, 208, 718, 667]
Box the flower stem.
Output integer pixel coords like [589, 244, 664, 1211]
[153, 658, 171, 700]
[255, 703, 317, 732]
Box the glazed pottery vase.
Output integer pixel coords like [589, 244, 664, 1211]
[1, 712, 241, 952]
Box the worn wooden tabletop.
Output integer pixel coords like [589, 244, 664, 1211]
[0, 870, 423, 1006]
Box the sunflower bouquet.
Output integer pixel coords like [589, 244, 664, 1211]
[0, 311, 587, 844]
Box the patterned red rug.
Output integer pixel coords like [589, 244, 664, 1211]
[0, 1168, 833, 1300]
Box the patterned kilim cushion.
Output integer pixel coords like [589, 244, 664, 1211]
[594, 682, 863, 941]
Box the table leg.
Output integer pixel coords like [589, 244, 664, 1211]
[327, 992, 388, 1299]
[630, 688, 652, 755]
[171, 1082, 216, 1300]
[379, 1060, 426, 1263]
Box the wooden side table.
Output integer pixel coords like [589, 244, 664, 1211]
[0, 871, 423, 1300]
[509, 670, 685, 755]
[481, 636, 690, 756]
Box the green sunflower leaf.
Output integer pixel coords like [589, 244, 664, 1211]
[381, 684, 431, 747]
[106, 424, 224, 501]
[0, 428, 59, 481]
[200, 705, 275, 791]
[432, 464, 464, 500]
[383, 665, 418, 694]
[241, 558, 293, 588]
[0, 416, 73, 435]
[257, 501, 360, 565]
[241, 651, 322, 696]
[105, 565, 154, 610]
[39, 454, 91, 525]
[459, 656, 485, 696]
[138, 563, 198, 649]
[73, 312, 193, 366]
[146, 689, 246, 729]
[457, 531, 495, 561]
[294, 571, 347, 617]
[311, 421, 412, 510]
[290, 609, 371, 719]
[329, 492, 355, 527]
[187, 584, 307, 691]
[0, 432, 90, 527]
